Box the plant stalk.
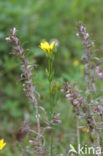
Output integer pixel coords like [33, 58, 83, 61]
[77, 116, 80, 156]
[48, 58, 54, 156]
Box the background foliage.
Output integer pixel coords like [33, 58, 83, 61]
[0, 0, 103, 155]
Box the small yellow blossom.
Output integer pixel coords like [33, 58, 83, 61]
[73, 60, 79, 67]
[40, 41, 55, 54]
[0, 139, 6, 150]
[82, 127, 89, 133]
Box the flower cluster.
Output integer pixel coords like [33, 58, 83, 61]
[6, 28, 44, 155]
[75, 23, 103, 147]
[6, 28, 38, 109]
[62, 82, 95, 132]
[61, 83, 88, 114]
[76, 23, 94, 57]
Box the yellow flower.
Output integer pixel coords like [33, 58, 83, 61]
[0, 139, 6, 150]
[82, 127, 89, 133]
[73, 60, 79, 67]
[40, 41, 55, 54]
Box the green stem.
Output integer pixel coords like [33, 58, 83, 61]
[77, 116, 80, 156]
[49, 80, 53, 156]
[49, 80, 52, 119]
[48, 58, 53, 156]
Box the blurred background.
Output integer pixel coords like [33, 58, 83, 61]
[0, 0, 103, 155]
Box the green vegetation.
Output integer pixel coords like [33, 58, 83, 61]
[1, 0, 103, 155]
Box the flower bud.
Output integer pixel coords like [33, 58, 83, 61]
[66, 94, 71, 98]
[73, 99, 79, 105]
[5, 37, 11, 42]
[12, 27, 16, 36]
[29, 140, 35, 145]
[54, 120, 62, 124]
[98, 72, 103, 78]
[84, 33, 89, 40]
[76, 33, 79, 37]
